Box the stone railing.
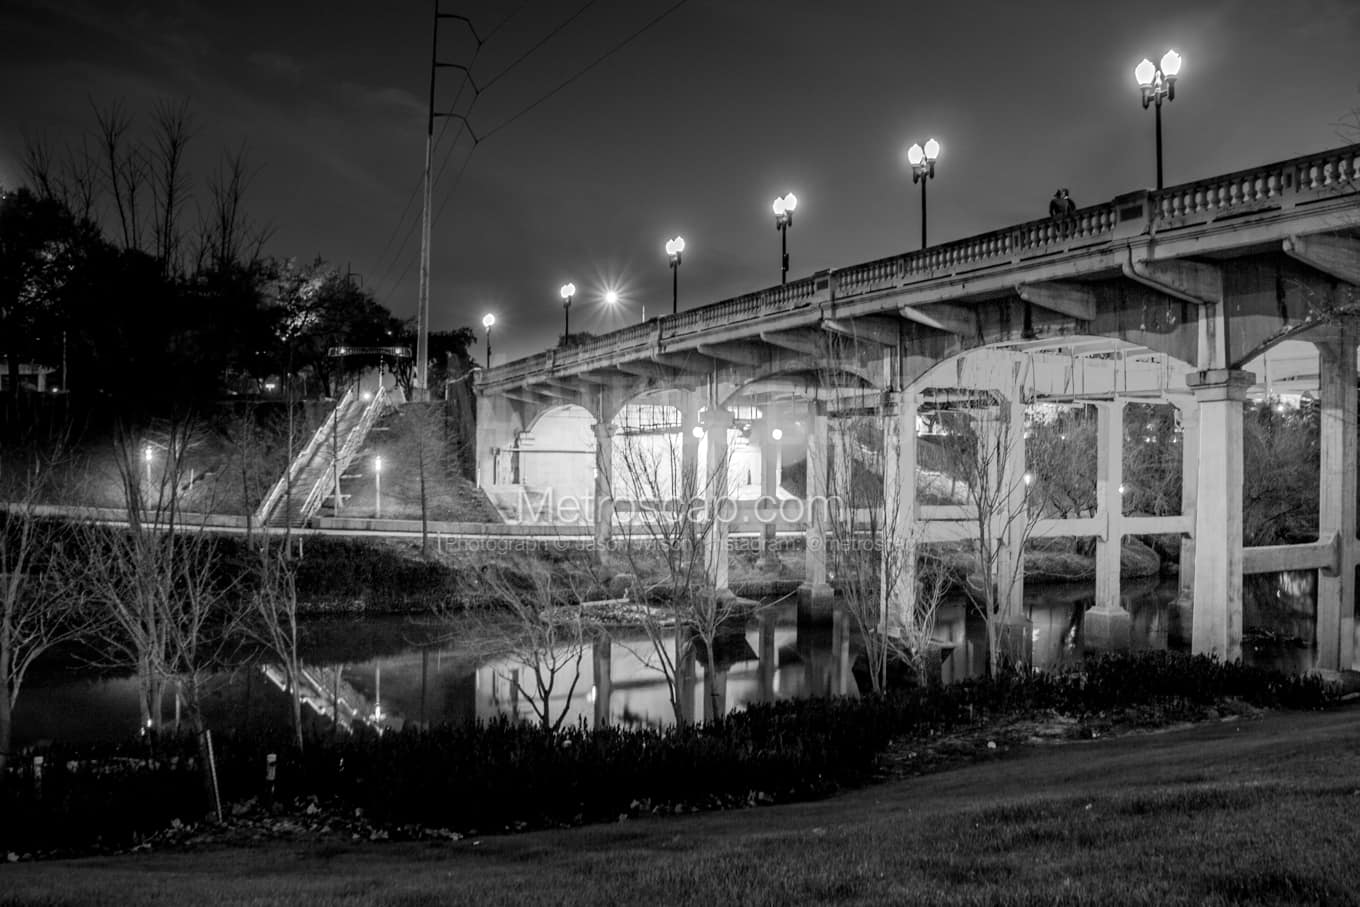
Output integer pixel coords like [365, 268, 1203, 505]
[479, 142, 1360, 393]
[1151, 145, 1360, 228]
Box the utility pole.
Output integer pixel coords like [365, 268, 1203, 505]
[415, 4, 479, 401]
[415, 0, 440, 401]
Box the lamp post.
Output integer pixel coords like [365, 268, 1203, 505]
[772, 192, 798, 285]
[906, 139, 941, 249]
[143, 444, 154, 489]
[665, 237, 685, 314]
[481, 313, 495, 368]
[373, 455, 384, 518]
[559, 282, 576, 342]
[1134, 50, 1182, 190]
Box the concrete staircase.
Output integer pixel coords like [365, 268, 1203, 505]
[254, 386, 395, 529]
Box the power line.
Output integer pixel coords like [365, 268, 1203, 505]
[401, 0, 694, 313]
[483, 0, 532, 42]
[476, 0, 600, 95]
[479, 0, 692, 143]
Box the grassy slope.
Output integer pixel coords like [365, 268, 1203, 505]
[5, 706, 1359, 906]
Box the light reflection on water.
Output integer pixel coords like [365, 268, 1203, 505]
[14, 573, 1316, 746]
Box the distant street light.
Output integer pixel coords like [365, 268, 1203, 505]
[772, 192, 798, 285]
[665, 237, 685, 314]
[143, 444, 154, 488]
[374, 455, 384, 519]
[906, 139, 941, 249]
[481, 313, 495, 368]
[603, 287, 641, 323]
[1134, 50, 1182, 190]
[560, 282, 576, 342]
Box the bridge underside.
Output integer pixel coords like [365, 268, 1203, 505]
[476, 145, 1360, 672]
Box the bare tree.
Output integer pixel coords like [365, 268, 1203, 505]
[91, 98, 147, 252]
[0, 442, 96, 782]
[937, 396, 1040, 677]
[398, 402, 449, 554]
[604, 409, 745, 724]
[455, 558, 592, 733]
[821, 410, 947, 691]
[247, 539, 305, 751]
[197, 145, 271, 273]
[148, 99, 195, 274]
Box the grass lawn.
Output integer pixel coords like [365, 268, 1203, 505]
[4, 705, 1359, 906]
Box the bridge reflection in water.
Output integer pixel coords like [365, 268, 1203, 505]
[12, 574, 1316, 746]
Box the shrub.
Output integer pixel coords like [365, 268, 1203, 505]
[0, 652, 1337, 852]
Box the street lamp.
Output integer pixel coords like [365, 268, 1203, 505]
[906, 139, 941, 249]
[481, 313, 495, 368]
[143, 444, 154, 488]
[665, 237, 685, 314]
[1134, 50, 1182, 190]
[772, 192, 798, 285]
[559, 282, 576, 342]
[374, 455, 384, 519]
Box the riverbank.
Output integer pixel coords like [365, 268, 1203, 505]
[5, 703, 1358, 906]
[286, 535, 1171, 615]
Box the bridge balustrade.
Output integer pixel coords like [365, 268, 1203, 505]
[478, 143, 1360, 391]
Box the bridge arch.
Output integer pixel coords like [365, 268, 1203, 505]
[518, 403, 597, 502]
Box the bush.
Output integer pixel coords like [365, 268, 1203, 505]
[0, 652, 1337, 852]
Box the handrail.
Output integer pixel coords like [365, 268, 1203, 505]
[477, 142, 1360, 393]
[253, 386, 356, 526]
[297, 385, 391, 524]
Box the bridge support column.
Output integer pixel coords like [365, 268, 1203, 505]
[681, 404, 700, 502]
[1187, 369, 1254, 661]
[758, 611, 777, 701]
[592, 635, 612, 728]
[702, 407, 733, 591]
[800, 401, 834, 618]
[475, 394, 521, 490]
[1171, 397, 1198, 645]
[989, 395, 1030, 667]
[592, 421, 614, 548]
[881, 391, 920, 638]
[1315, 321, 1358, 672]
[830, 418, 854, 524]
[758, 409, 781, 564]
[1085, 399, 1131, 650]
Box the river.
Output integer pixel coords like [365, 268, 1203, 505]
[12, 572, 1315, 746]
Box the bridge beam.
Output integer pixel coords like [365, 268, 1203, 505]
[652, 351, 716, 375]
[900, 303, 977, 337]
[759, 328, 825, 357]
[1187, 368, 1254, 661]
[1015, 281, 1097, 321]
[616, 361, 686, 381]
[822, 316, 902, 347]
[1122, 258, 1223, 306]
[695, 341, 767, 367]
[1284, 234, 1360, 287]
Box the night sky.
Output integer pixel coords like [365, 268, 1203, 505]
[3, 0, 1359, 363]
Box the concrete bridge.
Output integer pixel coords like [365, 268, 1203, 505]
[474, 143, 1360, 671]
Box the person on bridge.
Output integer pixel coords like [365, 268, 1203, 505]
[1061, 188, 1076, 215]
[1048, 189, 1065, 217]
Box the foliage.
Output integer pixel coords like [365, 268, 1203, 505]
[1242, 400, 1320, 545]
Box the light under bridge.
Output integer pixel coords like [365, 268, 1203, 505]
[475, 144, 1360, 671]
